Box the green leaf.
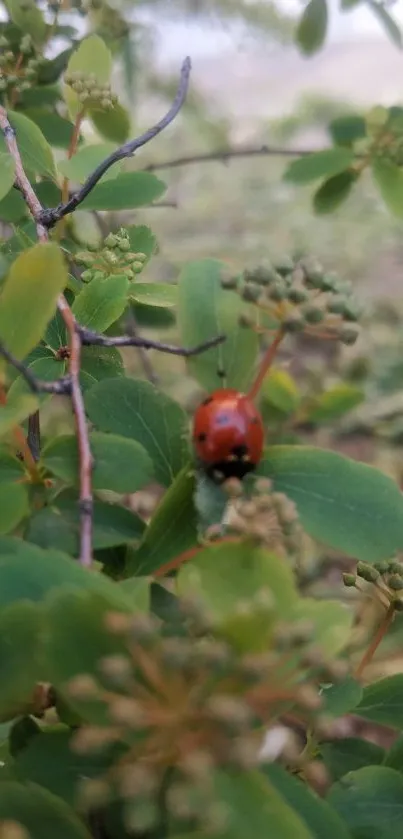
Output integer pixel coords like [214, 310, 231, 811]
[72, 273, 129, 332]
[328, 115, 366, 147]
[5, 0, 46, 43]
[261, 369, 300, 416]
[296, 0, 328, 55]
[118, 576, 150, 611]
[0, 152, 15, 202]
[64, 34, 113, 119]
[263, 763, 351, 839]
[321, 738, 385, 782]
[89, 101, 131, 143]
[0, 483, 28, 534]
[355, 675, 403, 729]
[257, 446, 403, 562]
[43, 432, 154, 494]
[0, 781, 91, 838]
[7, 356, 65, 404]
[368, 0, 402, 48]
[306, 384, 364, 423]
[382, 734, 403, 772]
[15, 728, 119, 808]
[127, 466, 197, 576]
[372, 159, 403, 218]
[80, 346, 124, 391]
[212, 770, 313, 839]
[79, 172, 166, 211]
[127, 225, 157, 261]
[58, 143, 123, 184]
[0, 602, 44, 721]
[26, 493, 145, 554]
[327, 766, 403, 838]
[23, 108, 78, 150]
[0, 242, 68, 361]
[284, 148, 354, 184]
[0, 449, 25, 483]
[0, 393, 38, 437]
[129, 282, 178, 308]
[313, 171, 357, 214]
[85, 377, 189, 487]
[320, 678, 363, 718]
[0, 110, 56, 179]
[290, 598, 352, 656]
[178, 259, 258, 391]
[0, 188, 27, 223]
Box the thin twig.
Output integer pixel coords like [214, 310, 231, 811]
[0, 104, 93, 567]
[355, 603, 395, 680]
[142, 144, 317, 173]
[248, 326, 286, 400]
[38, 56, 192, 229]
[0, 341, 72, 394]
[79, 326, 225, 357]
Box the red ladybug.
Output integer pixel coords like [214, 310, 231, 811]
[192, 388, 264, 482]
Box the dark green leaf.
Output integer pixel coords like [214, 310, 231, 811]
[0, 392, 38, 437]
[313, 171, 357, 214]
[178, 259, 258, 391]
[327, 766, 403, 838]
[127, 466, 197, 576]
[328, 115, 366, 147]
[72, 273, 129, 332]
[263, 763, 351, 839]
[257, 446, 403, 561]
[356, 675, 403, 729]
[79, 172, 166, 211]
[0, 781, 91, 838]
[320, 678, 363, 717]
[383, 734, 403, 772]
[0, 483, 29, 534]
[0, 188, 27, 223]
[58, 143, 123, 184]
[372, 159, 403, 218]
[0, 449, 25, 483]
[368, 0, 402, 48]
[306, 385, 364, 423]
[0, 152, 15, 202]
[90, 101, 131, 143]
[284, 148, 354, 185]
[26, 493, 145, 554]
[7, 356, 65, 403]
[43, 432, 154, 493]
[296, 0, 328, 55]
[85, 377, 189, 487]
[38, 48, 75, 85]
[80, 345, 124, 391]
[0, 602, 44, 721]
[0, 242, 68, 361]
[23, 109, 78, 150]
[321, 737, 385, 782]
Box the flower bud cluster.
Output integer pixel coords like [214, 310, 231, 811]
[344, 557, 403, 611]
[0, 34, 42, 96]
[75, 228, 147, 281]
[64, 70, 118, 110]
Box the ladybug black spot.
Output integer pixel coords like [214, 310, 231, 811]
[197, 432, 207, 442]
[231, 444, 249, 458]
[202, 397, 213, 406]
[251, 417, 259, 424]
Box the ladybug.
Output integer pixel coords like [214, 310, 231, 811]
[192, 388, 264, 483]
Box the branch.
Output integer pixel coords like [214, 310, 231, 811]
[79, 327, 225, 357]
[38, 56, 192, 229]
[0, 104, 93, 568]
[142, 144, 316, 173]
[0, 341, 72, 394]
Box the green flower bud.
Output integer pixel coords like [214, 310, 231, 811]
[274, 256, 294, 277]
[303, 305, 325, 324]
[339, 326, 360, 346]
[343, 573, 356, 587]
[374, 560, 390, 574]
[104, 233, 119, 248]
[327, 297, 347, 316]
[283, 313, 305, 333]
[24, 68, 37, 80]
[388, 574, 403, 591]
[321, 273, 339, 292]
[81, 269, 94, 282]
[76, 251, 95, 267]
[242, 283, 261, 303]
[357, 561, 379, 583]
[388, 561, 403, 574]
[268, 281, 287, 302]
[221, 275, 238, 290]
[343, 302, 361, 323]
[132, 261, 145, 273]
[117, 238, 130, 252]
[287, 287, 309, 304]
[78, 91, 91, 103]
[238, 314, 255, 328]
[101, 98, 113, 109]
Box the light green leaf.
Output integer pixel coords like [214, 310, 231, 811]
[306, 384, 364, 423]
[178, 259, 258, 391]
[0, 483, 29, 534]
[129, 282, 178, 308]
[320, 677, 363, 718]
[72, 273, 129, 332]
[355, 675, 403, 729]
[85, 377, 189, 487]
[64, 34, 112, 119]
[257, 445, 403, 561]
[0, 393, 38, 437]
[0, 781, 91, 838]
[42, 432, 154, 494]
[372, 159, 403, 218]
[261, 369, 300, 415]
[0, 110, 56, 179]
[89, 101, 131, 143]
[327, 766, 403, 838]
[5, 0, 46, 43]
[0, 449, 25, 483]
[0, 242, 68, 361]
[296, 0, 328, 55]
[0, 153, 15, 202]
[58, 143, 122, 184]
[127, 225, 157, 261]
[127, 467, 197, 576]
[79, 172, 166, 211]
[292, 598, 352, 656]
[0, 602, 44, 721]
[284, 148, 354, 184]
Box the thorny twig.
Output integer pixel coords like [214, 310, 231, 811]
[79, 327, 225, 356]
[37, 56, 192, 229]
[0, 57, 196, 567]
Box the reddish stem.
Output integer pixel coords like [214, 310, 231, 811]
[248, 327, 285, 401]
[355, 603, 395, 680]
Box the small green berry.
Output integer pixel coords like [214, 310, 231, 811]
[132, 261, 145, 273]
[343, 573, 357, 587]
[242, 283, 261, 303]
[388, 574, 403, 591]
[104, 233, 119, 248]
[268, 282, 287, 302]
[274, 256, 294, 277]
[303, 305, 325, 324]
[339, 326, 360, 346]
[287, 288, 309, 305]
[283, 314, 305, 332]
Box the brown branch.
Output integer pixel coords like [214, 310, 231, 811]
[0, 341, 72, 394]
[0, 104, 93, 567]
[355, 602, 395, 680]
[248, 326, 286, 400]
[142, 144, 317, 173]
[79, 326, 225, 357]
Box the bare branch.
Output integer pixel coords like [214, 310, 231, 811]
[79, 327, 225, 357]
[142, 144, 316, 173]
[0, 341, 72, 394]
[38, 56, 192, 229]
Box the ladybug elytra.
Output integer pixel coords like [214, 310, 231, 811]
[192, 388, 264, 483]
